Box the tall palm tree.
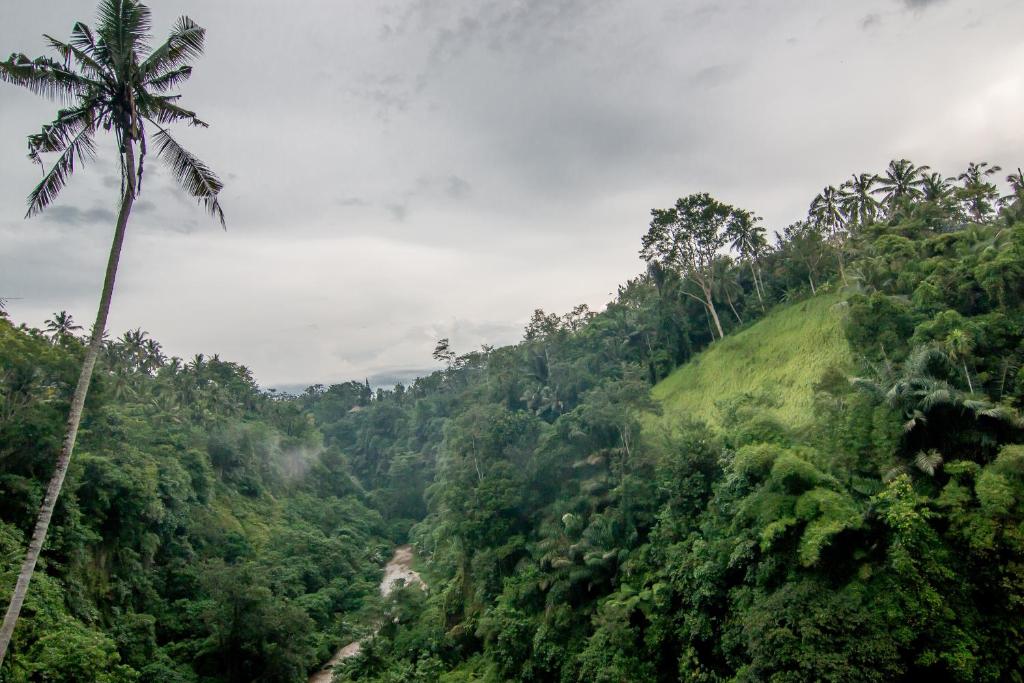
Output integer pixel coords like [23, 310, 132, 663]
[872, 159, 930, 212]
[725, 208, 768, 309]
[957, 161, 1002, 222]
[711, 257, 745, 324]
[810, 185, 848, 284]
[0, 0, 225, 663]
[839, 173, 880, 227]
[810, 185, 844, 232]
[944, 328, 976, 394]
[44, 310, 83, 342]
[142, 337, 166, 373]
[1008, 168, 1024, 194]
[919, 171, 953, 203]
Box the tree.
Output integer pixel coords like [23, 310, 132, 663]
[810, 185, 849, 284]
[873, 159, 929, 212]
[919, 172, 953, 203]
[840, 173, 881, 226]
[781, 220, 828, 294]
[957, 161, 1002, 222]
[0, 0, 225, 663]
[641, 193, 734, 339]
[726, 208, 768, 309]
[944, 328, 976, 394]
[432, 338, 457, 367]
[712, 257, 744, 324]
[1000, 168, 1024, 220]
[43, 310, 82, 342]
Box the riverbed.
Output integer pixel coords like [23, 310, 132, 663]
[308, 544, 425, 683]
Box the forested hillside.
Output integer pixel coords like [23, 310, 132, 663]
[0, 322, 389, 681]
[3, 157, 1024, 682]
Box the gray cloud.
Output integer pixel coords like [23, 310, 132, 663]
[41, 205, 117, 226]
[445, 175, 471, 200]
[690, 63, 744, 88]
[860, 14, 882, 30]
[386, 202, 409, 222]
[133, 200, 156, 214]
[2, 0, 1022, 386]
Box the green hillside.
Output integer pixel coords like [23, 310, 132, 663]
[650, 293, 852, 430]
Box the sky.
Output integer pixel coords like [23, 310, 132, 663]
[1, 0, 1023, 388]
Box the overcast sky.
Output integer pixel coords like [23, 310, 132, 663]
[2, 0, 1023, 388]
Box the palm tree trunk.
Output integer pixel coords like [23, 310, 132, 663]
[703, 286, 725, 339]
[963, 360, 975, 394]
[750, 262, 765, 311]
[0, 140, 136, 666]
[725, 288, 742, 324]
[702, 306, 715, 338]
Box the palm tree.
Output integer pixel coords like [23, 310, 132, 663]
[142, 337, 166, 373]
[873, 159, 930, 212]
[0, 1, 225, 662]
[839, 173, 880, 227]
[44, 310, 82, 342]
[919, 171, 952, 201]
[810, 185, 848, 284]
[725, 208, 768, 309]
[1008, 168, 1024, 194]
[852, 345, 1020, 435]
[711, 257, 744, 324]
[944, 328, 976, 394]
[120, 327, 148, 367]
[957, 161, 1002, 222]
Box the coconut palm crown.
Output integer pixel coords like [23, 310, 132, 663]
[0, 0, 225, 224]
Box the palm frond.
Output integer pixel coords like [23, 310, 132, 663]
[913, 450, 943, 476]
[145, 65, 192, 92]
[142, 94, 207, 127]
[975, 404, 1023, 427]
[919, 387, 954, 412]
[140, 16, 205, 78]
[151, 126, 225, 228]
[903, 410, 926, 433]
[96, 0, 152, 73]
[69, 22, 100, 57]
[43, 34, 109, 81]
[0, 53, 96, 102]
[26, 126, 97, 218]
[27, 105, 103, 162]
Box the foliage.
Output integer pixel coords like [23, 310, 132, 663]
[4, 155, 1024, 681]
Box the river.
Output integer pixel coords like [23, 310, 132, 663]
[308, 544, 425, 683]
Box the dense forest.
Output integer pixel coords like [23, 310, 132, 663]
[3, 154, 1024, 681]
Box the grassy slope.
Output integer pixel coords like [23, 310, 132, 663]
[649, 293, 852, 431]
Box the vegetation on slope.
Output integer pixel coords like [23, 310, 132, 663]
[302, 158, 1024, 683]
[651, 292, 853, 430]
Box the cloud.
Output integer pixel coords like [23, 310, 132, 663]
[690, 63, 744, 88]
[860, 14, 882, 30]
[386, 202, 409, 221]
[133, 200, 157, 214]
[3, 0, 1023, 387]
[41, 205, 117, 226]
[445, 175, 472, 200]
